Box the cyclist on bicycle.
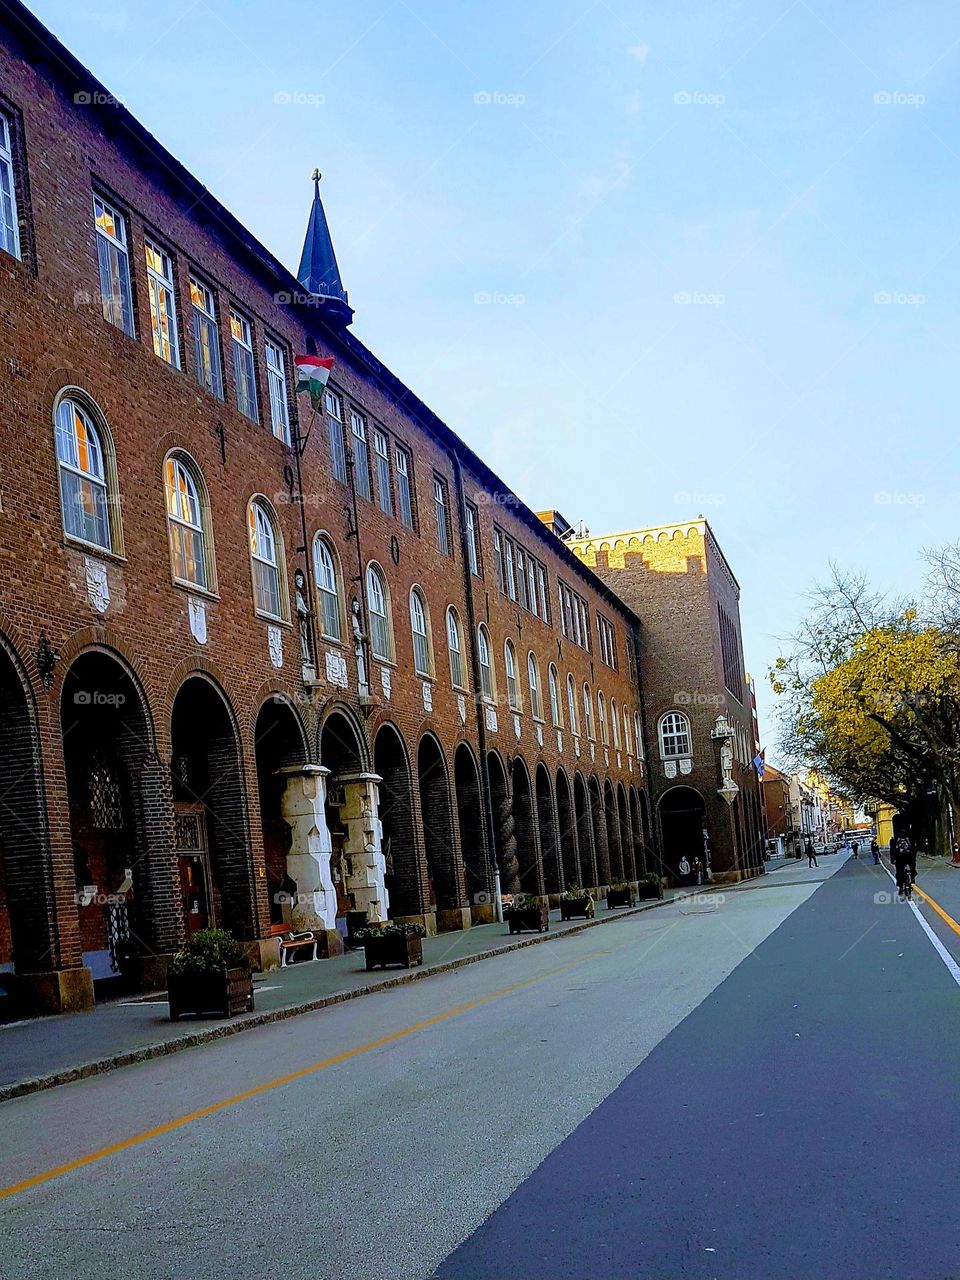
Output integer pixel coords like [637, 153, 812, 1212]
[892, 834, 916, 896]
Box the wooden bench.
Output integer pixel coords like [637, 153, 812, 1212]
[278, 931, 318, 966]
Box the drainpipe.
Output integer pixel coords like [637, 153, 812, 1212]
[451, 450, 501, 921]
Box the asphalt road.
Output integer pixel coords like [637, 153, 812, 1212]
[2, 853, 958, 1280]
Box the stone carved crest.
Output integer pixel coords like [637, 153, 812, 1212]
[84, 557, 110, 613]
[664, 759, 678, 779]
[268, 625, 283, 669]
[485, 705, 498, 732]
[188, 597, 207, 645]
[422, 681, 433, 712]
[325, 649, 348, 688]
[536, 723, 543, 748]
[457, 693, 467, 724]
[380, 666, 392, 700]
[513, 714, 521, 740]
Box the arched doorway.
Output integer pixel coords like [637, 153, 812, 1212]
[617, 783, 635, 880]
[512, 757, 542, 895]
[454, 744, 488, 909]
[417, 735, 462, 927]
[170, 676, 252, 941]
[658, 786, 708, 880]
[62, 650, 168, 987]
[488, 751, 520, 894]
[0, 639, 55, 981]
[573, 772, 595, 888]
[555, 769, 579, 891]
[321, 709, 386, 923]
[254, 697, 308, 928]
[535, 763, 561, 895]
[589, 776, 610, 887]
[374, 724, 420, 919]
[604, 780, 623, 882]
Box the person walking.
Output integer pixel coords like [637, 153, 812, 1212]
[852, 839, 860, 860]
[691, 856, 704, 886]
[870, 837, 880, 865]
[805, 838, 818, 868]
[678, 855, 692, 886]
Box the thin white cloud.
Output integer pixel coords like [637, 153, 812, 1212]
[626, 43, 650, 65]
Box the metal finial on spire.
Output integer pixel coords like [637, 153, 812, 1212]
[311, 168, 321, 182]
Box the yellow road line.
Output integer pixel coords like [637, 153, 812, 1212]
[912, 884, 960, 938]
[0, 940, 627, 1202]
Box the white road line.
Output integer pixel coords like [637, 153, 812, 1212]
[881, 864, 960, 988]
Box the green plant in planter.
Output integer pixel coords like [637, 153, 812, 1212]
[509, 893, 542, 911]
[609, 882, 630, 893]
[560, 886, 592, 901]
[354, 921, 426, 940]
[168, 928, 248, 976]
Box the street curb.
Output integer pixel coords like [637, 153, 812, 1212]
[0, 885, 731, 1104]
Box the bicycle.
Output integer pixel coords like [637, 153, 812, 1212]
[899, 866, 913, 901]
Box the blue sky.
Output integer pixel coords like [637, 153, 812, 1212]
[28, 0, 960, 751]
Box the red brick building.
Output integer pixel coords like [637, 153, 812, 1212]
[0, 1, 653, 1015]
[566, 521, 766, 883]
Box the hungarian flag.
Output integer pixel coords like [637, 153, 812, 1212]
[295, 354, 334, 407]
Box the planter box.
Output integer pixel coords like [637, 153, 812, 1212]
[636, 881, 663, 901]
[363, 932, 424, 971]
[560, 897, 595, 921]
[168, 966, 253, 1021]
[606, 888, 635, 909]
[507, 904, 549, 934]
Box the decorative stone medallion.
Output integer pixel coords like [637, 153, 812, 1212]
[267, 625, 283, 669]
[422, 680, 433, 712]
[664, 759, 678, 778]
[536, 723, 543, 748]
[485, 705, 498, 732]
[556, 730, 563, 753]
[457, 693, 467, 724]
[380, 666, 392, 700]
[325, 649, 348, 688]
[513, 714, 521, 740]
[680, 757, 692, 775]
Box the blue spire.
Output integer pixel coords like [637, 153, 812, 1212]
[297, 170, 352, 325]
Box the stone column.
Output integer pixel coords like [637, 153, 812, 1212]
[279, 765, 342, 954]
[496, 788, 521, 894]
[337, 771, 389, 922]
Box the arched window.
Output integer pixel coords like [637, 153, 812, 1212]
[366, 563, 392, 660]
[55, 396, 115, 550]
[598, 692, 608, 746]
[446, 606, 465, 689]
[409, 588, 432, 676]
[248, 499, 285, 619]
[567, 673, 579, 734]
[312, 535, 342, 641]
[623, 707, 633, 756]
[504, 640, 520, 711]
[583, 683, 595, 740]
[634, 711, 644, 759]
[659, 711, 692, 759]
[548, 664, 561, 727]
[527, 652, 543, 720]
[164, 453, 211, 590]
[610, 698, 621, 750]
[477, 624, 494, 701]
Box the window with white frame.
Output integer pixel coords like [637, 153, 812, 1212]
[597, 613, 617, 669]
[351, 411, 371, 499]
[635, 711, 644, 759]
[164, 453, 209, 589]
[230, 310, 257, 421]
[447, 607, 465, 688]
[504, 640, 520, 711]
[583, 683, 595, 739]
[366, 563, 391, 660]
[325, 391, 347, 483]
[478, 624, 493, 700]
[548, 664, 561, 727]
[248, 500, 283, 619]
[265, 339, 290, 443]
[410, 588, 431, 676]
[566, 674, 579, 734]
[144, 239, 179, 367]
[190, 277, 223, 398]
[465, 501, 481, 576]
[434, 475, 451, 555]
[312, 535, 342, 641]
[558, 579, 590, 650]
[527, 653, 543, 720]
[611, 698, 621, 750]
[0, 111, 21, 259]
[659, 711, 692, 759]
[623, 707, 633, 756]
[493, 523, 549, 620]
[93, 194, 134, 336]
[55, 397, 113, 550]
[374, 429, 392, 516]
[395, 445, 414, 528]
[598, 692, 608, 746]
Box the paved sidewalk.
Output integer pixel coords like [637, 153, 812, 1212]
[0, 889, 712, 1100]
